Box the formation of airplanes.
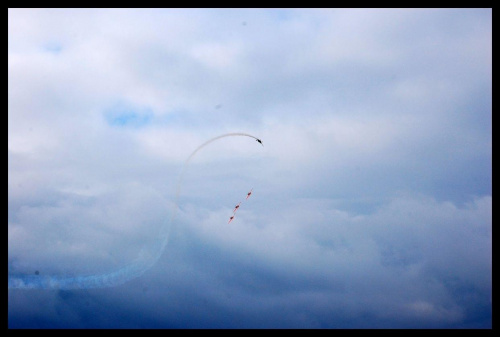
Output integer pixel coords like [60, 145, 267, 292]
[228, 188, 253, 224]
[227, 138, 261, 223]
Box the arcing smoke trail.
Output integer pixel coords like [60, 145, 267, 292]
[8, 132, 262, 289]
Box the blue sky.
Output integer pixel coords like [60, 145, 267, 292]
[8, 8, 491, 328]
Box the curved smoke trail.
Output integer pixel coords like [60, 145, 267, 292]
[8, 132, 262, 289]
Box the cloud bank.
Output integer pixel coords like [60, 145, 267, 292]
[8, 8, 491, 328]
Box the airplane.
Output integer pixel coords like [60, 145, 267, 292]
[246, 188, 253, 200]
[256, 138, 263, 146]
[233, 202, 241, 213]
[228, 215, 235, 224]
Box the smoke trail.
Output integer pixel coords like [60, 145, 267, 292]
[8, 132, 261, 289]
[176, 132, 261, 205]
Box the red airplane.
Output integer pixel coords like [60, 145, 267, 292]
[233, 202, 241, 213]
[246, 188, 253, 200]
[228, 215, 235, 224]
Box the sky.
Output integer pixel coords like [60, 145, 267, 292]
[8, 8, 491, 328]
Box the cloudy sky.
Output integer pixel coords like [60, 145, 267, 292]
[8, 8, 491, 328]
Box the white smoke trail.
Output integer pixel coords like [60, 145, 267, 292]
[8, 132, 262, 289]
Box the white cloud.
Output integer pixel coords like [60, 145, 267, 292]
[8, 8, 491, 328]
